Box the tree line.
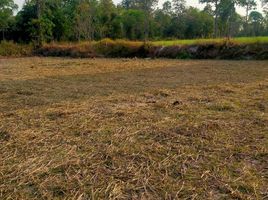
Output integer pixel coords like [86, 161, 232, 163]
[0, 0, 268, 44]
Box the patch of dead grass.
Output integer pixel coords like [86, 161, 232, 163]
[0, 58, 267, 199]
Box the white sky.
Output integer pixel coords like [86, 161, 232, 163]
[14, 0, 264, 16]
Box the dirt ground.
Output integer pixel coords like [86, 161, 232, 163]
[0, 57, 267, 199]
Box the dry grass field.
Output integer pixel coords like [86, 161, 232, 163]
[0, 58, 267, 199]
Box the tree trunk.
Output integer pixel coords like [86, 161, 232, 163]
[214, 0, 219, 38]
[36, 0, 43, 48]
[144, 15, 149, 43]
[2, 29, 5, 41]
[245, 4, 249, 36]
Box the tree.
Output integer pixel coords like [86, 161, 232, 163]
[120, 0, 137, 9]
[35, 0, 44, 47]
[263, 10, 268, 34]
[151, 0, 173, 39]
[74, 0, 98, 41]
[184, 7, 213, 38]
[203, 4, 214, 16]
[199, 0, 220, 38]
[162, 1, 173, 15]
[0, 0, 18, 40]
[136, 0, 158, 41]
[172, 0, 186, 15]
[154, 7, 172, 38]
[1, 0, 265, 43]
[121, 9, 145, 39]
[239, 0, 257, 35]
[249, 10, 263, 35]
[99, 0, 116, 38]
[240, 0, 256, 22]
[218, 0, 236, 37]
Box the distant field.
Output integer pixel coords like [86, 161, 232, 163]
[153, 36, 268, 46]
[0, 58, 268, 199]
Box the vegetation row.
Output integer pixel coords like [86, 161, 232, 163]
[1, 38, 268, 59]
[1, 0, 268, 45]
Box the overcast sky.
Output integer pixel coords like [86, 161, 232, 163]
[14, 0, 264, 16]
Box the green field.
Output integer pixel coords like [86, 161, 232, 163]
[152, 36, 268, 46]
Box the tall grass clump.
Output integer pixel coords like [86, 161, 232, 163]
[93, 39, 146, 57]
[0, 41, 33, 57]
[36, 42, 96, 58]
[37, 39, 150, 58]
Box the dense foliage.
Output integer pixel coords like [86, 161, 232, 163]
[0, 0, 268, 43]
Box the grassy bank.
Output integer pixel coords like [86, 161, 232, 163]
[37, 38, 268, 59]
[1, 37, 268, 59]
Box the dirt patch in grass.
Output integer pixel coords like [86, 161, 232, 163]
[0, 58, 267, 199]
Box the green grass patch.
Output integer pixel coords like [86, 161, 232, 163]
[152, 37, 268, 46]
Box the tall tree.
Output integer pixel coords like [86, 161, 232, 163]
[162, 1, 173, 15]
[136, 0, 158, 41]
[249, 10, 263, 35]
[99, 0, 116, 38]
[121, 9, 145, 39]
[121, 0, 137, 9]
[218, 0, 236, 37]
[199, 0, 220, 38]
[35, 0, 43, 47]
[0, 0, 18, 40]
[74, 0, 97, 41]
[172, 0, 186, 15]
[154, 7, 172, 38]
[239, 0, 257, 35]
[203, 4, 214, 16]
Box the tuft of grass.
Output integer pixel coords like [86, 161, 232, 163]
[207, 101, 235, 112]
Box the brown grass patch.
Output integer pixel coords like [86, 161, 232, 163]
[0, 58, 267, 199]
